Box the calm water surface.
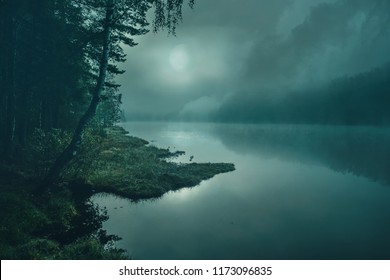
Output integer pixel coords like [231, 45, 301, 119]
[92, 122, 390, 259]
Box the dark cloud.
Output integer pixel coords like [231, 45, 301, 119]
[118, 0, 390, 120]
[246, 0, 390, 90]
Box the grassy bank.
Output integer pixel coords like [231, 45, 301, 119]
[83, 126, 235, 200]
[0, 126, 235, 259]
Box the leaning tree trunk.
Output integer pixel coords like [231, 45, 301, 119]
[39, 0, 114, 192]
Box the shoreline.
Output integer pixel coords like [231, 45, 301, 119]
[0, 125, 235, 259]
[78, 126, 235, 200]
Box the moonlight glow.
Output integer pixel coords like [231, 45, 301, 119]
[169, 45, 190, 71]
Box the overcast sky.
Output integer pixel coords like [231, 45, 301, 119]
[116, 0, 390, 120]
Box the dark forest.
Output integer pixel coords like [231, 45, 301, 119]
[1, 0, 390, 261]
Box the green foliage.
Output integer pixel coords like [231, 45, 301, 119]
[26, 129, 72, 176]
[0, 0, 233, 260]
[58, 236, 127, 260]
[17, 239, 60, 260]
[25, 126, 105, 180]
[95, 90, 122, 127]
[36, 190, 79, 238]
[0, 192, 48, 247]
[0, 124, 234, 259]
[62, 128, 106, 180]
[0, 181, 127, 259]
[83, 126, 235, 200]
[1, 0, 197, 154]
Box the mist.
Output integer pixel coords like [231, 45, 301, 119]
[119, 0, 390, 124]
[3, 0, 390, 262]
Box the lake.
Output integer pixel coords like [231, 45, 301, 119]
[92, 122, 390, 259]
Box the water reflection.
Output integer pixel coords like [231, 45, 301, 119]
[213, 124, 390, 187]
[93, 122, 390, 260]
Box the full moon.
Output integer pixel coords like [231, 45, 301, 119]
[169, 45, 190, 71]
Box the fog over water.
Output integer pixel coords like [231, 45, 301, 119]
[94, 0, 390, 260]
[118, 0, 390, 123]
[92, 122, 390, 260]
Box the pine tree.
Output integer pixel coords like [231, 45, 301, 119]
[40, 0, 195, 190]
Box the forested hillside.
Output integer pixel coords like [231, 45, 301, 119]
[215, 62, 390, 125]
